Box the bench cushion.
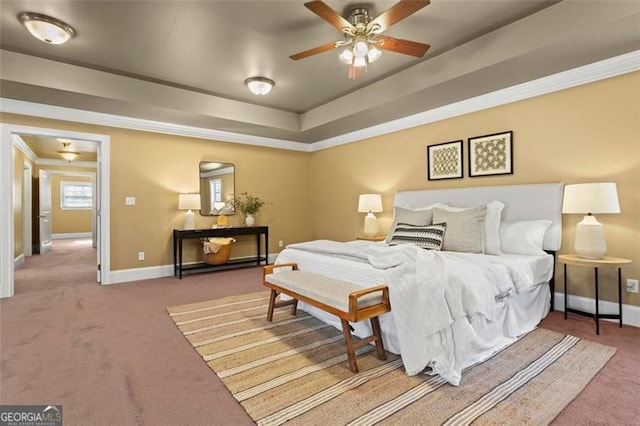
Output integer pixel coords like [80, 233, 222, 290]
[265, 270, 383, 314]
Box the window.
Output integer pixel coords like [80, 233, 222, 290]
[60, 181, 93, 209]
[209, 179, 222, 211]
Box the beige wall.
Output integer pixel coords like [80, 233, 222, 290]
[50, 174, 93, 234]
[3, 71, 638, 307]
[2, 112, 313, 271]
[310, 72, 640, 306]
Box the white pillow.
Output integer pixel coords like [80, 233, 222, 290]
[500, 220, 552, 256]
[484, 200, 505, 255]
[440, 201, 505, 255]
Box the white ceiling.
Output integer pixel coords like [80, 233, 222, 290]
[1, 1, 639, 144]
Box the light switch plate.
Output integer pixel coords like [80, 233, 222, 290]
[125, 196, 136, 206]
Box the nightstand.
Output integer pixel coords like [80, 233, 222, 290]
[558, 254, 631, 335]
[356, 235, 386, 242]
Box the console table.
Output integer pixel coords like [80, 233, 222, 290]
[173, 226, 269, 279]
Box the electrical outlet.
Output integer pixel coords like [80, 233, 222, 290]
[627, 279, 639, 294]
[138, 252, 145, 261]
[278, 240, 283, 248]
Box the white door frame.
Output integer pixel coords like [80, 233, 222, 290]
[22, 161, 32, 257]
[0, 124, 111, 298]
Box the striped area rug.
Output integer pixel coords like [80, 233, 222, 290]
[167, 291, 616, 426]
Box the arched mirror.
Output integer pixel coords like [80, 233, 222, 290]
[199, 161, 235, 215]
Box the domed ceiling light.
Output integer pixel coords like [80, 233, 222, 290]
[18, 12, 76, 44]
[58, 141, 79, 162]
[245, 77, 275, 95]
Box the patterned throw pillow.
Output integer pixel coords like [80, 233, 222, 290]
[388, 223, 447, 251]
[384, 206, 437, 244]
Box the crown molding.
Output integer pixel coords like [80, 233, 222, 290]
[1, 50, 637, 153]
[0, 99, 311, 153]
[12, 134, 38, 162]
[310, 50, 640, 152]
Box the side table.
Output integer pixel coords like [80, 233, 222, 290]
[558, 254, 631, 335]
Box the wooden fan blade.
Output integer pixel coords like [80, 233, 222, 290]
[367, 0, 430, 33]
[377, 35, 430, 57]
[289, 41, 338, 60]
[304, 1, 354, 32]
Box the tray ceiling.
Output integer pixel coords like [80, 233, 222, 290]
[1, 1, 639, 144]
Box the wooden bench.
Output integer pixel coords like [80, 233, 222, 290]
[263, 262, 390, 373]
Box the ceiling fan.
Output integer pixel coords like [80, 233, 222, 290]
[290, 0, 431, 79]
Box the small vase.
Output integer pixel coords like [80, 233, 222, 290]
[245, 214, 255, 227]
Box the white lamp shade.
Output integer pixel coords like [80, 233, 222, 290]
[562, 183, 620, 214]
[178, 193, 201, 210]
[358, 194, 383, 213]
[562, 183, 620, 259]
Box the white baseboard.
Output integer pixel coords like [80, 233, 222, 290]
[108, 264, 174, 284]
[14, 254, 24, 267]
[52, 232, 92, 239]
[107, 253, 280, 285]
[553, 292, 640, 328]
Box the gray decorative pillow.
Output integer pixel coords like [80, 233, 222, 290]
[389, 223, 447, 251]
[432, 207, 486, 253]
[385, 207, 435, 244]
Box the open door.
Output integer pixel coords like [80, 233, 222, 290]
[38, 169, 52, 254]
[95, 147, 102, 282]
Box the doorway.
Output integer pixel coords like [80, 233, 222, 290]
[0, 124, 111, 298]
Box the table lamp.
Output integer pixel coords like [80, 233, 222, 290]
[178, 193, 201, 230]
[562, 183, 620, 259]
[358, 194, 383, 237]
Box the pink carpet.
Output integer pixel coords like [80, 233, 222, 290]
[2, 239, 639, 425]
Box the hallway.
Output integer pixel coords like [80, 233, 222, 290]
[14, 238, 97, 295]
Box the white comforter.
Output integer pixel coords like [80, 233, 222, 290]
[280, 240, 536, 385]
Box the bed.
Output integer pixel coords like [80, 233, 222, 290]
[274, 182, 563, 385]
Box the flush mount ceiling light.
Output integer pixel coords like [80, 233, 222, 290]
[18, 12, 76, 44]
[245, 77, 274, 96]
[57, 141, 79, 162]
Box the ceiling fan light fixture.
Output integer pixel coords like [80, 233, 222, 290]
[339, 49, 354, 64]
[353, 41, 369, 58]
[18, 12, 75, 44]
[353, 56, 367, 67]
[367, 46, 382, 63]
[245, 77, 274, 96]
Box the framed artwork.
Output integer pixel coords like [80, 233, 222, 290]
[427, 140, 463, 180]
[468, 131, 513, 177]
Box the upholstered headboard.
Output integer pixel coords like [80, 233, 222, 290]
[394, 182, 564, 251]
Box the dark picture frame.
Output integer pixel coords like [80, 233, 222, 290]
[427, 140, 463, 180]
[468, 131, 513, 177]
